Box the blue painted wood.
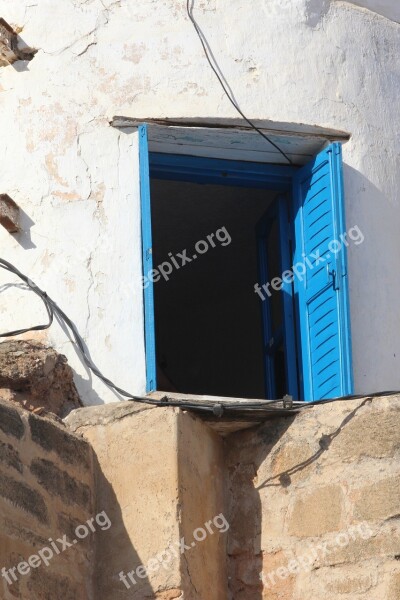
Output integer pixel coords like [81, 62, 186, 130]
[256, 206, 276, 397]
[293, 143, 353, 401]
[139, 124, 157, 393]
[149, 152, 295, 191]
[278, 197, 299, 400]
[256, 197, 299, 399]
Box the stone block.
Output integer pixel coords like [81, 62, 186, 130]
[271, 440, 317, 483]
[0, 517, 49, 549]
[293, 566, 380, 600]
[287, 485, 344, 537]
[233, 554, 263, 587]
[30, 458, 91, 509]
[259, 490, 291, 547]
[154, 591, 183, 600]
[0, 440, 23, 473]
[57, 512, 89, 544]
[259, 550, 295, 599]
[316, 523, 400, 566]
[27, 569, 86, 600]
[0, 472, 48, 523]
[0, 340, 81, 417]
[387, 569, 400, 600]
[226, 463, 260, 555]
[353, 475, 400, 521]
[0, 401, 24, 439]
[324, 565, 377, 594]
[330, 405, 400, 460]
[29, 413, 91, 470]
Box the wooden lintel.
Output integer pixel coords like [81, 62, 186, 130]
[111, 116, 351, 142]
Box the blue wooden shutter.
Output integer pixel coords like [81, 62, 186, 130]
[293, 143, 353, 401]
[139, 124, 157, 393]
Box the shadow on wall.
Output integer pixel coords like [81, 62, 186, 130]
[92, 452, 155, 599]
[177, 410, 229, 600]
[11, 207, 36, 249]
[304, 0, 331, 27]
[225, 400, 371, 598]
[343, 163, 398, 392]
[225, 417, 295, 599]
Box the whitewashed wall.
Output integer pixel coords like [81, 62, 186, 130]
[0, 0, 399, 403]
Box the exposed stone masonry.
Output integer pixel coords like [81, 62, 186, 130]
[225, 396, 400, 600]
[0, 342, 399, 599]
[0, 398, 93, 600]
[0, 340, 82, 418]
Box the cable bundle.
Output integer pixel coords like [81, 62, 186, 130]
[1, 258, 397, 414]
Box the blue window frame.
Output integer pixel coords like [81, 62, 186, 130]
[256, 196, 299, 399]
[139, 125, 157, 392]
[139, 124, 353, 401]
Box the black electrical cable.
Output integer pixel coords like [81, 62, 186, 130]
[1, 258, 399, 414]
[0, 261, 54, 337]
[186, 0, 293, 166]
[0, 259, 221, 412]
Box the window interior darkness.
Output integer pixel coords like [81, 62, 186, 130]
[266, 217, 287, 399]
[151, 178, 280, 399]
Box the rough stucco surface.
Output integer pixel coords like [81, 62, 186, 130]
[0, 398, 94, 600]
[225, 396, 400, 599]
[66, 403, 182, 598]
[1, 368, 399, 599]
[66, 403, 227, 599]
[0, 339, 82, 417]
[177, 411, 227, 599]
[0, 0, 399, 404]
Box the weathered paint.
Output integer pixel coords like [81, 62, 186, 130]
[0, 0, 399, 403]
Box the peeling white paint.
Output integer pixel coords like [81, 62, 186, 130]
[0, 0, 399, 402]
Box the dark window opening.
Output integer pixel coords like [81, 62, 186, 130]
[150, 177, 282, 399]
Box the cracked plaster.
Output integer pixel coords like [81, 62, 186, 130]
[0, 0, 398, 403]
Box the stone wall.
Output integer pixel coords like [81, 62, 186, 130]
[1, 382, 399, 599]
[225, 396, 400, 600]
[0, 340, 82, 417]
[0, 399, 94, 600]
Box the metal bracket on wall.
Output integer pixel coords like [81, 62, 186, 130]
[0, 18, 36, 66]
[0, 194, 20, 233]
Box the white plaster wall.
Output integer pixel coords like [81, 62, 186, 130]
[0, 0, 399, 402]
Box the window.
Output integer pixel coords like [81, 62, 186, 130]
[138, 124, 353, 401]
